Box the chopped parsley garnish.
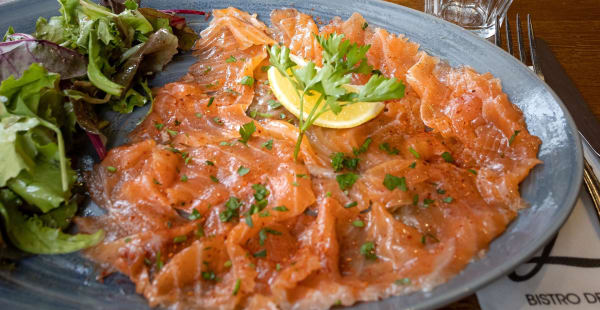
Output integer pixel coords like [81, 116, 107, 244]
[268, 34, 405, 160]
[468, 169, 477, 175]
[213, 117, 223, 125]
[360, 241, 377, 260]
[219, 197, 242, 222]
[409, 162, 416, 169]
[239, 75, 255, 86]
[273, 205, 289, 212]
[202, 271, 216, 281]
[259, 227, 281, 245]
[279, 113, 286, 119]
[509, 130, 521, 145]
[219, 141, 233, 146]
[345, 201, 357, 208]
[238, 121, 256, 144]
[106, 166, 117, 173]
[252, 184, 270, 201]
[224, 260, 232, 268]
[352, 220, 365, 227]
[258, 229, 267, 245]
[174, 120, 181, 126]
[436, 188, 446, 194]
[167, 129, 178, 136]
[331, 152, 345, 172]
[362, 22, 369, 30]
[189, 209, 202, 220]
[423, 198, 435, 208]
[441, 152, 454, 163]
[408, 147, 420, 159]
[155, 251, 164, 271]
[154, 123, 164, 130]
[326, 191, 332, 197]
[276, 263, 281, 271]
[336, 173, 359, 190]
[394, 278, 411, 285]
[253, 249, 267, 258]
[383, 174, 407, 191]
[210, 175, 219, 183]
[206, 160, 215, 166]
[225, 88, 241, 96]
[232, 279, 241, 296]
[153, 178, 162, 185]
[237, 166, 250, 176]
[173, 235, 187, 243]
[124, 237, 131, 243]
[259, 211, 270, 217]
[262, 139, 273, 150]
[268, 99, 282, 109]
[245, 214, 253, 227]
[207, 96, 214, 107]
[344, 157, 360, 170]
[204, 66, 212, 74]
[442, 196, 454, 203]
[226, 55, 237, 63]
[412, 194, 419, 206]
[379, 143, 399, 155]
[353, 137, 372, 156]
[180, 174, 188, 182]
[195, 113, 203, 118]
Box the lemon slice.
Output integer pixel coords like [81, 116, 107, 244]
[267, 57, 384, 129]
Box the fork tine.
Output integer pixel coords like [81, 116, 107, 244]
[495, 15, 502, 47]
[516, 13, 526, 63]
[527, 14, 544, 80]
[505, 16, 513, 55]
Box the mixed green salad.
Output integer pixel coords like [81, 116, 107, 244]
[0, 0, 201, 264]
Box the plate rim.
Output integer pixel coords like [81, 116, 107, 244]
[0, 0, 584, 309]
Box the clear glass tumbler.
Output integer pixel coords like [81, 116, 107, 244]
[424, 0, 513, 38]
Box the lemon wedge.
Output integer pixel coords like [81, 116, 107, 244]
[267, 56, 384, 129]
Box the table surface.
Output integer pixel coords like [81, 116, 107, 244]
[386, 1, 600, 309]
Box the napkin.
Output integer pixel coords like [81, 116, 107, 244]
[476, 142, 600, 309]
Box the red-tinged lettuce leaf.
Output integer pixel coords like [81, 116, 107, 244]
[100, 0, 140, 14]
[138, 8, 199, 50]
[113, 28, 178, 92]
[0, 39, 87, 81]
[86, 132, 106, 160]
[70, 98, 107, 159]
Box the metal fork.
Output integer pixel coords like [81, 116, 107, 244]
[495, 14, 600, 221]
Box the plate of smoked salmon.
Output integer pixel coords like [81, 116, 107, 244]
[0, 0, 583, 309]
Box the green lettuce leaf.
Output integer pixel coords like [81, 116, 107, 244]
[0, 116, 40, 186]
[0, 63, 74, 199]
[0, 189, 103, 254]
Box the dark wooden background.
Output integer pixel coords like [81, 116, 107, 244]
[384, 0, 600, 309]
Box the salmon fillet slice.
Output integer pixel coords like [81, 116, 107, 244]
[80, 7, 541, 310]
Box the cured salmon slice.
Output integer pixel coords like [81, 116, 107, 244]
[81, 7, 541, 310]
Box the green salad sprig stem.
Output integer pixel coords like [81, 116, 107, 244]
[268, 33, 406, 160]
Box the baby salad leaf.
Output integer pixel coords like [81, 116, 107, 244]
[87, 29, 124, 96]
[0, 190, 103, 254]
[0, 39, 87, 81]
[0, 63, 75, 204]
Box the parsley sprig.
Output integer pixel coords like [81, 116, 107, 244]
[268, 33, 405, 160]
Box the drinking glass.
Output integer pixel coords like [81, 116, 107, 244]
[424, 0, 513, 38]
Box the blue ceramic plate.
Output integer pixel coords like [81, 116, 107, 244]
[0, 0, 583, 309]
